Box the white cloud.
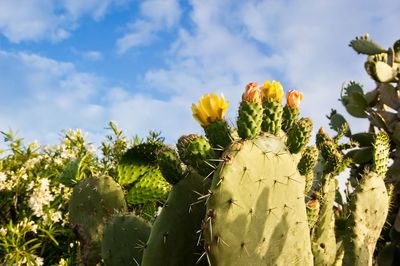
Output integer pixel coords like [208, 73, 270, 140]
[139, 0, 400, 136]
[0, 50, 196, 146]
[0, 51, 106, 143]
[70, 49, 103, 61]
[116, 0, 181, 53]
[0, 0, 128, 43]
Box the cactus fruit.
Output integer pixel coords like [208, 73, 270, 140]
[141, 172, 210, 266]
[261, 100, 283, 135]
[203, 135, 313, 266]
[69, 176, 127, 265]
[237, 82, 263, 139]
[204, 120, 232, 149]
[298, 146, 319, 194]
[306, 199, 320, 231]
[192, 93, 232, 149]
[176, 134, 200, 162]
[101, 214, 151, 266]
[282, 90, 303, 133]
[157, 147, 185, 185]
[261, 80, 284, 135]
[181, 136, 216, 177]
[286, 117, 313, 154]
[342, 171, 389, 266]
[237, 101, 263, 139]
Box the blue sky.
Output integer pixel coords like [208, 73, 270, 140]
[0, 0, 399, 146]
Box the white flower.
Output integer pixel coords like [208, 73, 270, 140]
[0, 227, 7, 235]
[32, 255, 44, 266]
[58, 258, 68, 266]
[28, 178, 54, 218]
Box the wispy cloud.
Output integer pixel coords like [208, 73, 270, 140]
[140, 0, 400, 135]
[0, 0, 128, 43]
[70, 48, 104, 61]
[116, 0, 181, 53]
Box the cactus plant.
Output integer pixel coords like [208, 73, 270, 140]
[69, 176, 127, 265]
[141, 172, 210, 266]
[101, 214, 151, 266]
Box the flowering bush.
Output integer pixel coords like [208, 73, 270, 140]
[0, 122, 133, 265]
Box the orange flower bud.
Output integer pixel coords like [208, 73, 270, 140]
[286, 90, 303, 109]
[242, 82, 262, 103]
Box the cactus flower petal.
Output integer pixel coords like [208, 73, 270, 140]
[192, 93, 229, 127]
[261, 80, 284, 102]
[286, 90, 303, 109]
[242, 82, 262, 103]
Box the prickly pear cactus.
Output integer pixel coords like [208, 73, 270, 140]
[69, 176, 127, 266]
[117, 142, 171, 205]
[101, 214, 151, 266]
[141, 172, 210, 266]
[203, 135, 313, 266]
[342, 171, 389, 266]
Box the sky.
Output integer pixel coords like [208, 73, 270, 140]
[0, 0, 399, 147]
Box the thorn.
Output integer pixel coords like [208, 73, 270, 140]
[133, 257, 140, 266]
[204, 169, 216, 181]
[284, 204, 293, 210]
[204, 160, 217, 170]
[215, 176, 224, 188]
[208, 158, 224, 162]
[285, 173, 301, 184]
[163, 232, 168, 244]
[241, 242, 250, 256]
[273, 179, 286, 187]
[266, 207, 278, 219]
[196, 251, 207, 265]
[218, 236, 230, 247]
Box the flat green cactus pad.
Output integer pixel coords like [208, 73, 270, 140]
[203, 135, 313, 266]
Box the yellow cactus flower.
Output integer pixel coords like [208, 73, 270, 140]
[191, 93, 229, 127]
[261, 80, 284, 102]
[242, 82, 262, 103]
[286, 90, 303, 109]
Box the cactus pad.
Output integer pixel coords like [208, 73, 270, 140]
[203, 135, 313, 265]
[101, 214, 151, 266]
[141, 172, 210, 266]
[69, 176, 127, 265]
[343, 171, 389, 266]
